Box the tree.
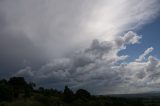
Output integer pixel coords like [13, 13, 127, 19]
[8, 77, 28, 88]
[76, 89, 91, 99]
[0, 79, 12, 101]
[63, 85, 74, 103]
[8, 77, 34, 97]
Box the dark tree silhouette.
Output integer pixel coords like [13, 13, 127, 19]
[63, 85, 74, 103]
[76, 89, 91, 98]
[8, 77, 34, 97]
[0, 79, 12, 101]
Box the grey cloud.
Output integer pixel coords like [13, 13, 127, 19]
[15, 66, 34, 77]
[0, 0, 159, 58]
[0, 0, 160, 94]
[14, 30, 160, 94]
[121, 56, 160, 92]
[15, 31, 147, 94]
[0, 23, 49, 78]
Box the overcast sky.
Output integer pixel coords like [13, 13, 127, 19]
[0, 0, 160, 94]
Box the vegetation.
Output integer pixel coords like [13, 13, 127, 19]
[0, 77, 160, 106]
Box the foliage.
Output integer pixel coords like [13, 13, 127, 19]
[0, 77, 160, 106]
[76, 89, 91, 99]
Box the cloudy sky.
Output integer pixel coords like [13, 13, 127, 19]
[0, 0, 160, 94]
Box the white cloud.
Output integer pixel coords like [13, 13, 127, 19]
[1, 0, 159, 58]
[136, 47, 154, 62]
[1, 0, 159, 94]
[16, 31, 160, 94]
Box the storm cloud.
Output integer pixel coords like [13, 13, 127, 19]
[15, 31, 160, 94]
[0, 0, 160, 94]
[0, 0, 159, 57]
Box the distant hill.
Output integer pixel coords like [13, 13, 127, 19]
[107, 91, 160, 98]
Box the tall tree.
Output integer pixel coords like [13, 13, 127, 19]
[63, 85, 74, 103]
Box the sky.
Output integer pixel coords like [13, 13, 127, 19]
[0, 0, 160, 94]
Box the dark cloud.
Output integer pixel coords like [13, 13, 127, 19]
[0, 33, 48, 77]
[0, 0, 160, 94]
[15, 31, 150, 94]
[0, 17, 49, 78]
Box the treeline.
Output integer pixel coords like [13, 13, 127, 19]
[0, 77, 160, 106]
[0, 77, 35, 101]
[0, 77, 103, 106]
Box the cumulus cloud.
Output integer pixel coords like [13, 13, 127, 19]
[15, 31, 160, 94]
[0, 0, 160, 94]
[136, 47, 154, 62]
